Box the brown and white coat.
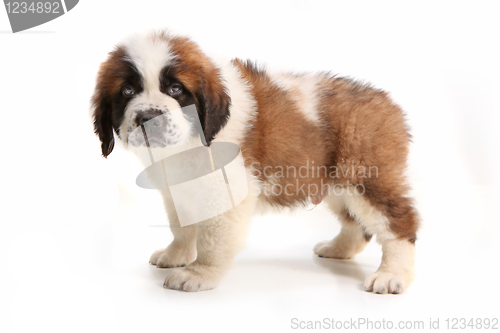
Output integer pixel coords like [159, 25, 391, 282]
[92, 30, 419, 294]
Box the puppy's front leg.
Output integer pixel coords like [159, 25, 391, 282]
[150, 191, 197, 268]
[149, 215, 197, 268]
[163, 195, 256, 292]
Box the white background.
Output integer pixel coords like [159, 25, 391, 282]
[1, 1, 499, 332]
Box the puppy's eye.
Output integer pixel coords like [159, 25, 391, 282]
[122, 86, 135, 96]
[169, 84, 183, 95]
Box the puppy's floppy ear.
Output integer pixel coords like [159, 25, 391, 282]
[92, 91, 115, 158]
[197, 67, 231, 146]
[91, 47, 127, 158]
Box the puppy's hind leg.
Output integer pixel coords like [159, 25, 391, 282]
[363, 238, 415, 294]
[343, 186, 418, 294]
[314, 194, 372, 259]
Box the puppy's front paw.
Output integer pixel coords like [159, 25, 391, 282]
[364, 271, 411, 294]
[163, 265, 220, 292]
[149, 246, 196, 269]
[314, 240, 356, 259]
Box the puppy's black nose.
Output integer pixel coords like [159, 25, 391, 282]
[135, 110, 164, 126]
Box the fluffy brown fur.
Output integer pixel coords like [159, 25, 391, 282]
[234, 59, 418, 241]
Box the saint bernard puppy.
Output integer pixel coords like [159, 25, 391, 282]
[92, 30, 419, 294]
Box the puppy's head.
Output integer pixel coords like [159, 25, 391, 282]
[92, 31, 231, 157]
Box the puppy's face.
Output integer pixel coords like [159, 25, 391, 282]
[92, 32, 231, 157]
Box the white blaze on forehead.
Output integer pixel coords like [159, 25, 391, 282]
[120, 33, 175, 93]
[270, 72, 322, 125]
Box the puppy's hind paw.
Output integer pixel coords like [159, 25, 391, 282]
[363, 271, 411, 294]
[314, 240, 355, 259]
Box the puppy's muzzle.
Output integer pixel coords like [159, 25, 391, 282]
[134, 109, 171, 147]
